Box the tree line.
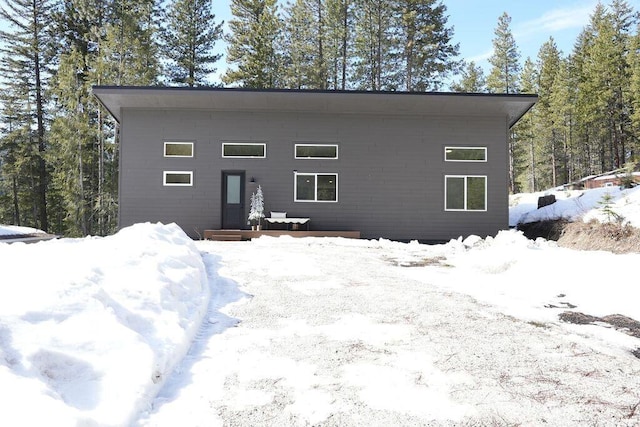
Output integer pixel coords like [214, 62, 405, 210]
[0, 0, 637, 236]
[468, 1, 640, 194]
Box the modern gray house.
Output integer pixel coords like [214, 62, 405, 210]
[93, 86, 536, 241]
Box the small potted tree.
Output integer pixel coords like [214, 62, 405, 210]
[248, 185, 265, 230]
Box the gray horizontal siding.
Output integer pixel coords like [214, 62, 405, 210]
[119, 109, 509, 241]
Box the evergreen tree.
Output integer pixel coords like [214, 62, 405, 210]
[394, 0, 460, 91]
[487, 12, 521, 94]
[514, 58, 538, 192]
[162, 0, 223, 86]
[573, 2, 635, 176]
[535, 38, 563, 188]
[325, 0, 352, 89]
[351, 0, 395, 90]
[0, 84, 34, 226]
[223, 0, 283, 88]
[450, 61, 486, 92]
[282, 0, 329, 89]
[0, 0, 53, 231]
[549, 57, 578, 186]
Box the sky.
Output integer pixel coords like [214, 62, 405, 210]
[212, 0, 640, 85]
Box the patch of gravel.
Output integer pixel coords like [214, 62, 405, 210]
[181, 239, 640, 426]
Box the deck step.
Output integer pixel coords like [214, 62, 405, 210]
[208, 234, 242, 241]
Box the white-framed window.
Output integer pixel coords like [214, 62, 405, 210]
[294, 172, 338, 202]
[164, 142, 194, 157]
[445, 175, 486, 211]
[222, 142, 266, 158]
[295, 144, 338, 159]
[445, 146, 487, 162]
[163, 171, 193, 186]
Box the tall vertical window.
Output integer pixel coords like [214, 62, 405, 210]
[294, 173, 338, 202]
[445, 175, 486, 211]
[444, 146, 487, 162]
[164, 142, 194, 157]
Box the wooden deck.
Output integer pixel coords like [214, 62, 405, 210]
[204, 229, 361, 241]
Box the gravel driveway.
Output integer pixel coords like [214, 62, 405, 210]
[137, 237, 640, 426]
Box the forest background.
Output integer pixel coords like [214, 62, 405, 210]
[1, 0, 639, 237]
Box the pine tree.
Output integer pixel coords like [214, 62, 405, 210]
[248, 185, 265, 227]
[487, 12, 521, 94]
[162, 0, 223, 86]
[394, 0, 460, 91]
[325, 0, 352, 89]
[351, 0, 395, 90]
[549, 57, 578, 186]
[535, 38, 563, 188]
[450, 61, 486, 92]
[282, 0, 329, 89]
[0, 85, 34, 226]
[0, 0, 53, 231]
[223, 0, 283, 88]
[514, 58, 538, 192]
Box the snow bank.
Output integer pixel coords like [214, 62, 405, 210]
[510, 185, 640, 228]
[0, 224, 47, 236]
[0, 222, 209, 426]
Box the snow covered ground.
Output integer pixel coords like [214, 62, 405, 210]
[1, 186, 640, 426]
[0, 224, 48, 236]
[509, 184, 640, 227]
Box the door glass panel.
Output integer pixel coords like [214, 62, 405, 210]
[227, 175, 241, 204]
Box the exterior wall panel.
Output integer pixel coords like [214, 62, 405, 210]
[119, 108, 510, 241]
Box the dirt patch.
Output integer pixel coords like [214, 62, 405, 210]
[517, 219, 640, 253]
[559, 311, 640, 358]
[557, 220, 640, 254]
[517, 219, 569, 241]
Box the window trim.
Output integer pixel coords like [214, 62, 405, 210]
[444, 146, 487, 162]
[221, 142, 267, 158]
[294, 172, 339, 203]
[164, 141, 194, 158]
[163, 171, 193, 187]
[444, 175, 487, 212]
[294, 143, 339, 159]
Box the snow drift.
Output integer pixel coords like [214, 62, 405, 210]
[0, 222, 209, 426]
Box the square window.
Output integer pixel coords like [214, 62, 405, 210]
[295, 173, 338, 202]
[445, 175, 486, 211]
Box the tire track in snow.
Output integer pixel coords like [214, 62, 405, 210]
[134, 251, 249, 426]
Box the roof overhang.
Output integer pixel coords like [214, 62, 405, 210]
[92, 86, 537, 129]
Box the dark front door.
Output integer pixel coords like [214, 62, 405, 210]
[222, 171, 245, 229]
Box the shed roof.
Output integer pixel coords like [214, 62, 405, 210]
[92, 86, 537, 128]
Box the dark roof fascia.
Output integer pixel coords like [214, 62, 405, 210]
[93, 84, 538, 99]
[92, 86, 538, 127]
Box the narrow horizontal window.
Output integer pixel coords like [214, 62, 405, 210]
[445, 175, 486, 211]
[163, 171, 193, 186]
[445, 146, 487, 162]
[164, 142, 194, 157]
[295, 144, 338, 159]
[222, 143, 266, 158]
[295, 172, 338, 202]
